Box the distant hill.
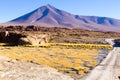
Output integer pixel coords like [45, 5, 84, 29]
[5, 4, 120, 32]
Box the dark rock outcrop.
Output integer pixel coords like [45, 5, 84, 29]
[0, 31, 48, 46]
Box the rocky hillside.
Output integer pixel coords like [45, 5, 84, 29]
[0, 26, 120, 45]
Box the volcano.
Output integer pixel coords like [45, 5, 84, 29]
[7, 4, 120, 32]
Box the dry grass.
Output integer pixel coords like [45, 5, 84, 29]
[0, 46, 106, 78]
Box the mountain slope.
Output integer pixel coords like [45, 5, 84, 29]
[8, 4, 120, 32]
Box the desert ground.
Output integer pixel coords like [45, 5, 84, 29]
[0, 27, 120, 80]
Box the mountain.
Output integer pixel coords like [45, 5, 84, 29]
[7, 4, 120, 32]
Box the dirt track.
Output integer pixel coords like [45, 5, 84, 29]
[84, 39, 120, 80]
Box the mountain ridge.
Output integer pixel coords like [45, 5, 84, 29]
[5, 4, 120, 32]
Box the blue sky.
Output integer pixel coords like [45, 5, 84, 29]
[0, 0, 120, 23]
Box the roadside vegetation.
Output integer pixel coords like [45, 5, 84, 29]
[0, 44, 112, 78]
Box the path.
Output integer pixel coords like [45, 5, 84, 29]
[84, 39, 120, 80]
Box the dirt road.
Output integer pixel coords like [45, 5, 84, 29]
[84, 39, 120, 80]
